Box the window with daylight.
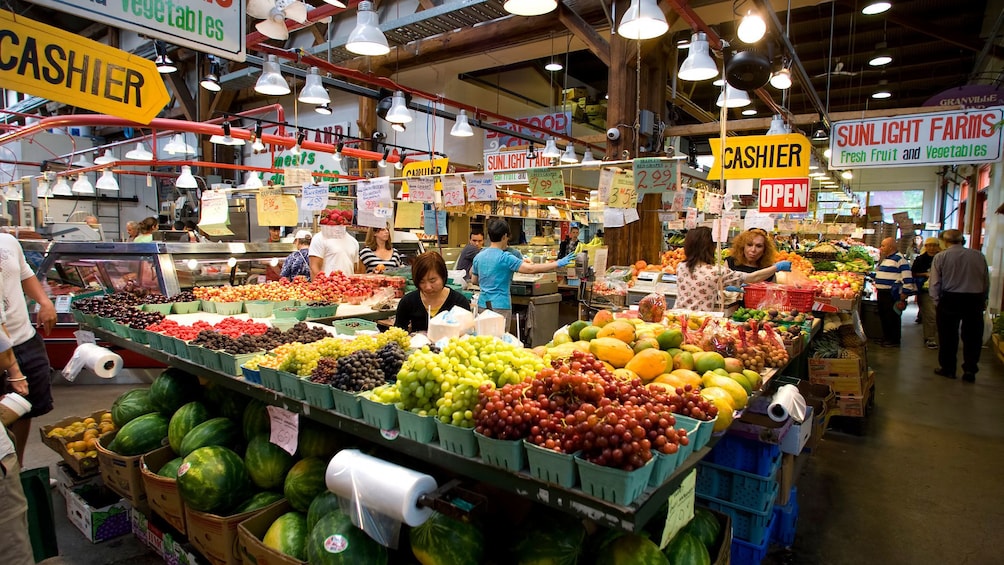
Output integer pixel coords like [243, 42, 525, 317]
[854, 190, 925, 222]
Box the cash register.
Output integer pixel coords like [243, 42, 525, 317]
[511, 272, 559, 296]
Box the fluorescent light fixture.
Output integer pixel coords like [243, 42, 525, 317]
[94, 150, 116, 165]
[125, 143, 153, 160]
[176, 166, 199, 188]
[298, 67, 330, 105]
[742, 108, 758, 116]
[862, 2, 891, 15]
[450, 110, 475, 137]
[541, 138, 561, 159]
[72, 174, 95, 194]
[503, 0, 557, 16]
[51, 176, 73, 196]
[716, 85, 751, 108]
[770, 67, 792, 89]
[679, 32, 718, 81]
[561, 144, 578, 163]
[255, 55, 291, 96]
[737, 10, 766, 43]
[96, 170, 119, 191]
[544, 60, 563, 72]
[347, 1, 390, 56]
[385, 91, 413, 124]
[617, 0, 669, 40]
[164, 133, 195, 155]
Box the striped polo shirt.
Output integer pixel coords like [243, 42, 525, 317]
[874, 252, 917, 296]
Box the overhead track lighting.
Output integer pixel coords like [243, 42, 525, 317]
[94, 150, 116, 166]
[679, 32, 718, 81]
[125, 143, 153, 160]
[377, 148, 390, 168]
[255, 54, 291, 96]
[299, 67, 331, 105]
[242, 171, 263, 189]
[769, 66, 792, 90]
[503, 0, 557, 16]
[450, 110, 474, 137]
[250, 122, 266, 152]
[737, 10, 766, 44]
[617, 0, 669, 40]
[561, 144, 578, 164]
[332, 142, 345, 170]
[51, 176, 73, 196]
[716, 84, 751, 108]
[176, 166, 199, 188]
[385, 91, 413, 124]
[526, 143, 537, 160]
[347, 1, 390, 56]
[862, 2, 891, 15]
[290, 130, 306, 155]
[210, 121, 245, 146]
[394, 150, 404, 170]
[868, 43, 892, 66]
[315, 103, 332, 115]
[541, 138, 561, 159]
[96, 170, 119, 191]
[72, 174, 95, 194]
[154, 41, 176, 74]
[200, 57, 222, 92]
[164, 133, 195, 155]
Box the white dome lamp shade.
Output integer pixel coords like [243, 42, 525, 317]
[298, 67, 330, 105]
[176, 166, 199, 189]
[385, 91, 413, 124]
[51, 176, 73, 196]
[242, 171, 263, 189]
[347, 2, 390, 56]
[716, 85, 751, 108]
[125, 142, 153, 160]
[766, 114, 788, 135]
[769, 67, 792, 90]
[862, 2, 891, 15]
[94, 150, 116, 166]
[561, 144, 578, 163]
[164, 133, 196, 155]
[503, 0, 557, 16]
[679, 32, 718, 81]
[450, 110, 475, 137]
[37, 178, 52, 198]
[72, 174, 95, 194]
[255, 55, 291, 96]
[617, 0, 669, 40]
[96, 170, 119, 191]
[541, 138, 561, 159]
[737, 10, 766, 44]
[580, 150, 602, 167]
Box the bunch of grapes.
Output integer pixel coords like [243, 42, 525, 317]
[314, 337, 347, 359]
[331, 350, 385, 392]
[668, 385, 718, 421]
[368, 383, 401, 405]
[377, 343, 407, 382]
[571, 401, 659, 471]
[263, 343, 301, 370]
[473, 382, 536, 440]
[245, 353, 273, 370]
[282, 342, 322, 376]
[395, 348, 452, 413]
[309, 357, 340, 385]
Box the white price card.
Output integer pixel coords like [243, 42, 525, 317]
[408, 177, 435, 203]
[633, 158, 677, 195]
[671, 189, 687, 211]
[357, 177, 393, 229]
[74, 330, 96, 345]
[200, 190, 229, 225]
[441, 176, 466, 207]
[54, 295, 72, 314]
[465, 173, 497, 202]
[374, 206, 394, 218]
[598, 167, 615, 204]
[267, 406, 299, 456]
[602, 208, 625, 228]
[712, 218, 732, 243]
[301, 184, 328, 211]
[659, 470, 697, 549]
[685, 208, 698, 229]
[283, 167, 314, 187]
[709, 194, 724, 215]
[624, 207, 640, 224]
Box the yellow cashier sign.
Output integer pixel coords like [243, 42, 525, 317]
[0, 10, 170, 124]
[709, 133, 811, 180]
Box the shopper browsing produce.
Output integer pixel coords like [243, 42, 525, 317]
[132, 216, 158, 242]
[471, 219, 575, 332]
[873, 237, 917, 348]
[309, 226, 360, 278]
[280, 230, 313, 280]
[727, 228, 778, 278]
[911, 237, 942, 349]
[395, 252, 471, 333]
[559, 224, 581, 258]
[675, 227, 790, 312]
[359, 226, 404, 273]
[0, 330, 35, 565]
[125, 220, 139, 242]
[931, 229, 990, 382]
[455, 230, 484, 281]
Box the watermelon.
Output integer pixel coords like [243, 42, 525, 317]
[284, 457, 328, 512]
[218, 393, 250, 421]
[176, 446, 250, 514]
[681, 508, 721, 550]
[149, 369, 201, 415]
[179, 417, 242, 457]
[664, 532, 710, 565]
[264, 511, 309, 561]
[168, 402, 211, 454]
[109, 413, 169, 456]
[297, 420, 340, 459]
[233, 491, 284, 514]
[243, 399, 270, 441]
[158, 457, 184, 479]
[245, 434, 295, 490]
[307, 491, 344, 532]
[111, 389, 157, 428]
[512, 511, 585, 565]
[596, 533, 668, 565]
[308, 510, 387, 565]
[410, 512, 484, 565]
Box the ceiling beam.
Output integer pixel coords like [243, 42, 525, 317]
[558, 2, 610, 67]
[166, 71, 197, 122]
[664, 105, 962, 136]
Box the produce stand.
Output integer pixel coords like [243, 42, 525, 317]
[85, 324, 716, 533]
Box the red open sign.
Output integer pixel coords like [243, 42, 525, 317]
[758, 178, 811, 213]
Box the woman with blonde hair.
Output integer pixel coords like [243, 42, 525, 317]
[727, 228, 778, 274]
[358, 226, 403, 273]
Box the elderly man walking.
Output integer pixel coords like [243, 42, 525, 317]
[930, 229, 990, 382]
[873, 237, 916, 348]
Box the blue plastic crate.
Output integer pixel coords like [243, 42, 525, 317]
[706, 434, 781, 476]
[731, 511, 776, 565]
[695, 452, 781, 510]
[771, 486, 799, 547]
[698, 480, 778, 544]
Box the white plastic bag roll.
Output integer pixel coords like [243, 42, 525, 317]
[325, 449, 437, 527]
[769, 384, 807, 423]
[75, 343, 123, 379]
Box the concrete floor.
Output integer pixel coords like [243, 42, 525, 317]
[20, 304, 1004, 564]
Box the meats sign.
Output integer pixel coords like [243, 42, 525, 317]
[829, 107, 1004, 169]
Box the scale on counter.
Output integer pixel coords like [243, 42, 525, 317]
[632, 271, 678, 296]
[511, 272, 558, 296]
[38, 222, 103, 241]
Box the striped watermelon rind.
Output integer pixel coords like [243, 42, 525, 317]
[245, 434, 295, 490]
[176, 445, 250, 514]
[168, 401, 211, 455]
[179, 417, 242, 458]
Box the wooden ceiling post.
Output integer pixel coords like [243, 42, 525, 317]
[357, 96, 378, 177]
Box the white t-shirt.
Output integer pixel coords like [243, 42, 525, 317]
[0, 234, 37, 346]
[308, 232, 359, 275]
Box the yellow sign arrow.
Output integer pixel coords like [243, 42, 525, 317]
[0, 10, 170, 124]
[709, 133, 811, 180]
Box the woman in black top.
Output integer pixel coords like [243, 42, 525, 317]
[395, 252, 471, 333]
[727, 228, 778, 280]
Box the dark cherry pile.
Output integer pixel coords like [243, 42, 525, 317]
[124, 311, 165, 329]
[310, 350, 385, 392]
[173, 291, 198, 302]
[189, 321, 333, 353]
[140, 294, 173, 304]
[377, 343, 406, 382]
[306, 301, 334, 307]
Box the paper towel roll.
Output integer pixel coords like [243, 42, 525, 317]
[768, 384, 807, 423]
[77, 343, 123, 379]
[325, 449, 436, 527]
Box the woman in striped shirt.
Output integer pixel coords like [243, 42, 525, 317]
[358, 227, 404, 273]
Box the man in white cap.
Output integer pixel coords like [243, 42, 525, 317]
[0, 330, 35, 565]
[280, 230, 314, 280]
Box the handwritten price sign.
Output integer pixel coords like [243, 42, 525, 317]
[408, 177, 435, 203]
[633, 158, 677, 195]
[260, 187, 283, 212]
[357, 177, 393, 229]
[441, 176, 466, 207]
[527, 168, 565, 198]
[465, 173, 497, 202]
[606, 169, 636, 208]
[301, 185, 328, 211]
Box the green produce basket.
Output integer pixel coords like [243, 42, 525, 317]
[275, 306, 308, 321]
[244, 301, 274, 318]
[576, 455, 655, 506]
[648, 449, 683, 488]
[475, 432, 527, 472]
[219, 352, 262, 377]
[112, 322, 132, 339]
[273, 300, 296, 310]
[127, 327, 148, 344]
[334, 318, 379, 335]
[396, 409, 438, 443]
[359, 395, 397, 430]
[142, 303, 173, 315]
[146, 331, 164, 350]
[187, 344, 207, 366]
[306, 304, 339, 319]
[696, 417, 716, 450]
[98, 317, 117, 331]
[278, 371, 305, 399]
[214, 301, 244, 316]
[436, 421, 478, 457]
[294, 300, 311, 307]
[70, 310, 85, 325]
[241, 365, 261, 385]
[524, 441, 578, 488]
[172, 339, 193, 361]
[172, 300, 201, 314]
[201, 300, 217, 313]
[81, 313, 100, 328]
[302, 380, 335, 409]
[331, 388, 363, 419]
[270, 319, 298, 332]
[259, 366, 282, 391]
[675, 416, 702, 462]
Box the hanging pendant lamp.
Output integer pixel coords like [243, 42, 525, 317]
[679, 32, 718, 81]
[716, 85, 751, 108]
[125, 143, 153, 160]
[450, 110, 475, 137]
[617, 0, 669, 40]
[385, 91, 413, 124]
[541, 138, 561, 159]
[298, 67, 330, 105]
[255, 55, 291, 96]
[503, 0, 557, 16]
[96, 170, 119, 191]
[347, 2, 390, 56]
[72, 174, 95, 194]
[51, 176, 73, 196]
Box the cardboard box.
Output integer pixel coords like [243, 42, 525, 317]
[728, 411, 793, 445]
[141, 446, 187, 535]
[809, 358, 868, 395]
[776, 453, 799, 506]
[237, 501, 307, 565]
[186, 501, 282, 565]
[65, 484, 132, 543]
[805, 400, 829, 452]
[95, 431, 149, 511]
[833, 371, 875, 418]
[780, 406, 814, 455]
[39, 410, 109, 477]
[55, 460, 103, 498]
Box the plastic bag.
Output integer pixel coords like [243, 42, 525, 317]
[638, 293, 666, 322]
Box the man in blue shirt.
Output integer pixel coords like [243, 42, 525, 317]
[472, 219, 574, 333]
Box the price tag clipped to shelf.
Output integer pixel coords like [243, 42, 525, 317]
[199, 189, 234, 236]
[465, 173, 498, 202]
[659, 469, 697, 549]
[301, 184, 328, 211]
[685, 207, 698, 229]
[258, 187, 299, 226]
[267, 405, 299, 456]
[357, 177, 393, 228]
[634, 158, 677, 195]
[408, 177, 435, 203]
[442, 176, 466, 207]
[607, 169, 636, 208]
[598, 167, 615, 203]
[527, 169, 564, 198]
[283, 167, 314, 187]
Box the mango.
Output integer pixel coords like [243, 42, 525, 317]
[597, 320, 635, 344]
[712, 368, 730, 377]
[699, 386, 735, 411]
[742, 369, 762, 389]
[653, 373, 688, 390]
[669, 369, 702, 389]
[700, 374, 748, 409]
[553, 333, 572, 345]
[666, 348, 683, 358]
[656, 329, 684, 350]
[568, 320, 589, 341]
[579, 325, 601, 342]
[723, 357, 744, 374]
[694, 351, 726, 374]
[633, 338, 660, 354]
[589, 337, 635, 368]
[592, 310, 614, 327]
[729, 372, 753, 394]
[703, 394, 734, 432]
[672, 351, 695, 371]
[625, 349, 671, 382]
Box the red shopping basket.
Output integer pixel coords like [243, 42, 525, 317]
[743, 283, 816, 312]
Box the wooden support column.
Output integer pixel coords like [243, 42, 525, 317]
[356, 97, 377, 177]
